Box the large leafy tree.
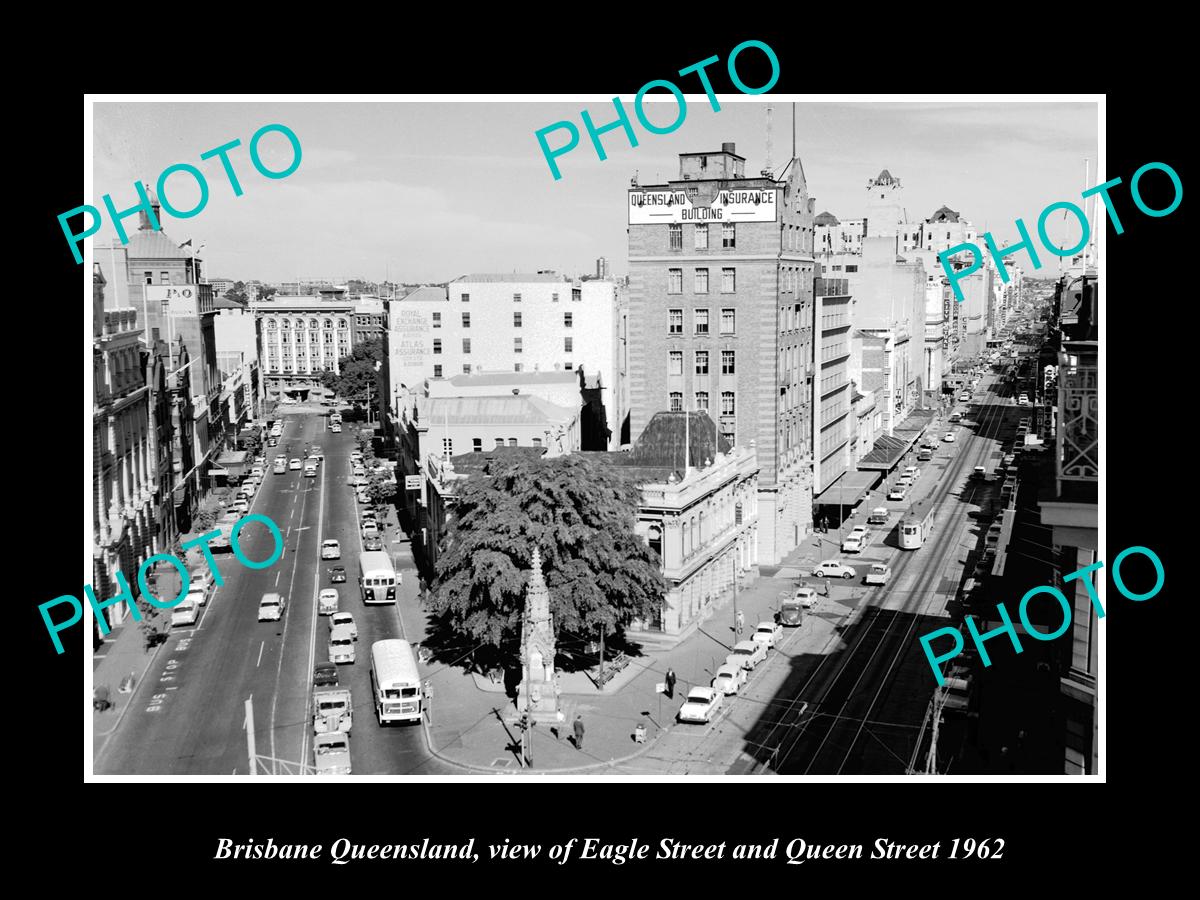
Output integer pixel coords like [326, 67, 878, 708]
[431, 454, 664, 657]
[318, 337, 384, 400]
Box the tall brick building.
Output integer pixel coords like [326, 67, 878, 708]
[628, 143, 816, 564]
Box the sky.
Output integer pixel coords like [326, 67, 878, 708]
[90, 99, 1099, 284]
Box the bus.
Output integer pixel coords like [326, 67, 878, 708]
[370, 639, 422, 724]
[359, 550, 399, 604]
[899, 499, 934, 550]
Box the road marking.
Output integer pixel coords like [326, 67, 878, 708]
[257, 641, 265, 667]
[300, 444, 329, 769]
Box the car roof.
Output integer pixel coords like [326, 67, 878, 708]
[715, 664, 739, 675]
[733, 640, 758, 651]
[755, 621, 776, 629]
[687, 685, 714, 696]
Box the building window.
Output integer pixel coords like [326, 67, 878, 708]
[463, 338, 471, 354]
[160, 272, 169, 284]
[694, 308, 709, 334]
[695, 350, 709, 374]
[144, 272, 153, 285]
[668, 268, 683, 294]
[433, 338, 442, 355]
[721, 391, 736, 415]
[695, 268, 709, 294]
[532, 437, 542, 448]
[845, 264, 859, 273]
[669, 351, 683, 375]
[473, 438, 483, 452]
[722, 350, 735, 374]
[721, 308, 736, 334]
[463, 365, 472, 374]
[722, 268, 736, 293]
[669, 309, 683, 334]
[564, 312, 573, 328]
[513, 293, 521, 303]
[434, 364, 443, 377]
[694, 224, 709, 250]
[514, 311, 522, 328]
[565, 362, 573, 370]
[461, 293, 470, 302]
[669, 223, 682, 250]
[572, 288, 581, 302]
[462, 312, 471, 328]
[669, 392, 683, 412]
[442, 438, 453, 456]
[552, 292, 559, 303]
[514, 363, 523, 372]
[508, 438, 518, 447]
[495, 438, 504, 448]
[564, 337, 573, 353]
[696, 391, 709, 410]
[722, 223, 736, 248]
[514, 337, 523, 353]
[432, 312, 441, 328]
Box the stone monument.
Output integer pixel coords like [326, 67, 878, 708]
[515, 546, 564, 725]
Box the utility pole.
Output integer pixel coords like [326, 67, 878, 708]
[598, 626, 605, 685]
[732, 547, 739, 639]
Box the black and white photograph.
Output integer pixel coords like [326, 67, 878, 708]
[74, 94, 1122, 783]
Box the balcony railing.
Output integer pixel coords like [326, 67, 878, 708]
[1057, 344, 1097, 487]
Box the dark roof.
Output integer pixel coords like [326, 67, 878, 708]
[813, 211, 840, 226]
[857, 434, 910, 470]
[211, 295, 247, 309]
[928, 205, 962, 223]
[872, 169, 897, 186]
[584, 411, 733, 484]
[446, 446, 547, 476]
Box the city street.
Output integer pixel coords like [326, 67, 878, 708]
[94, 412, 459, 775]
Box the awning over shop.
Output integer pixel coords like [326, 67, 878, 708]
[857, 434, 910, 471]
[814, 470, 878, 506]
[213, 450, 249, 477]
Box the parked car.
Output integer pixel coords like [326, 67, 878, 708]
[973, 465, 987, 479]
[867, 507, 889, 525]
[1001, 453, 1015, 468]
[189, 568, 212, 595]
[677, 686, 723, 724]
[330, 612, 357, 641]
[841, 532, 866, 553]
[887, 485, 908, 501]
[231, 498, 250, 515]
[949, 412, 962, 423]
[812, 560, 856, 580]
[329, 566, 347, 584]
[726, 639, 768, 671]
[258, 592, 286, 622]
[321, 539, 341, 560]
[1018, 394, 1030, 405]
[362, 521, 380, 539]
[752, 621, 784, 649]
[363, 535, 384, 552]
[865, 563, 892, 586]
[318, 589, 340, 616]
[793, 586, 818, 609]
[239, 481, 256, 499]
[184, 587, 208, 610]
[904, 466, 921, 480]
[942, 432, 956, 443]
[171, 599, 200, 627]
[313, 661, 339, 687]
[711, 663, 746, 696]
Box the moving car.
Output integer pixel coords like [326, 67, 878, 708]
[973, 465, 987, 479]
[258, 592, 286, 622]
[289, 458, 302, 470]
[313, 732, 352, 775]
[887, 485, 908, 501]
[949, 412, 962, 423]
[273, 457, 287, 474]
[864, 563, 892, 586]
[1018, 393, 1030, 405]
[677, 686, 723, 724]
[321, 539, 341, 560]
[942, 432, 956, 443]
[812, 560, 856, 580]
[726, 640, 768, 671]
[959, 393, 972, 402]
[752, 621, 784, 649]
[328, 624, 356, 664]
[318, 588, 340, 616]
[330, 612, 357, 641]
[711, 663, 747, 696]
[304, 462, 318, 478]
[917, 447, 933, 461]
[328, 565, 347, 584]
[330, 422, 342, 433]
[313, 662, 339, 687]
[792, 586, 818, 609]
[171, 599, 200, 627]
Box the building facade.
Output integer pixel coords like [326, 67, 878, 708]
[253, 297, 354, 398]
[627, 143, 816, 564]
[813, 273, 852, 494]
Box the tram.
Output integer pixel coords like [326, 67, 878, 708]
[899, 499, 934, 550]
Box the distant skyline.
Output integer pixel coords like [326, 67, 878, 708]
[90, 100, 1099, 284]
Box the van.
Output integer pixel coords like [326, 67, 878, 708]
[917, 448, 933, 461]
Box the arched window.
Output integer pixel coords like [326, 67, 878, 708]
[647, 525, 662, 560]
[324, 319, 332, 329]
[309, 319, 318, 329]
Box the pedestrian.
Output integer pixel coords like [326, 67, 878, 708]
[735, 609, 745, 637]
[573, 714, 585, 750]
[665, 667, 676, 699]
[824, 579, 831, 597]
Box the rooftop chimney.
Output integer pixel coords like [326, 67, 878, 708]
[721, 142, 736, 154]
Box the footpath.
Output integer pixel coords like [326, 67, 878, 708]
[392, 512, 894, 774]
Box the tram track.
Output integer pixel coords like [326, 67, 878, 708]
[760, 374, 1013, 774]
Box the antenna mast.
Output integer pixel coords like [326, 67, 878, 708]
[761, 104, 774, 177]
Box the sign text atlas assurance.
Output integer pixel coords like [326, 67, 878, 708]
[628, 188, 778, 225]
